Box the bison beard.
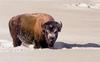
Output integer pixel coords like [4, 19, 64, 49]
[9, 13, 62, 49]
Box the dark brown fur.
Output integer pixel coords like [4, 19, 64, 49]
[9, 13, 56, 48]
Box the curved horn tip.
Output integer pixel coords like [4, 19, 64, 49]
[60, 21, 62, 28]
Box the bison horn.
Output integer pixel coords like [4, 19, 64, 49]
[57, 21, 62, 32]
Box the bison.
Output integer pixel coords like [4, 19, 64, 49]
[9, 13, 62, 49]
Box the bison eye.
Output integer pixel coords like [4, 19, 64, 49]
[54, 29, 57, 33]
[54, 31, 57, 33]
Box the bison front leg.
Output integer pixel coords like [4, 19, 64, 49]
[34, 40, 41, 49]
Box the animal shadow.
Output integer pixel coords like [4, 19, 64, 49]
[54, 41, 100, 49]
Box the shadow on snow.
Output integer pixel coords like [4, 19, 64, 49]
[54, 41, 100, 49]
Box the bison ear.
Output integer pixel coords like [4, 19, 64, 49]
[57, 21, 62, 32]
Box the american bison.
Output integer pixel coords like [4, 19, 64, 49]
[9, 13, 62, 49]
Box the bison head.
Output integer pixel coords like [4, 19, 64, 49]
[42, 21, 62, 48]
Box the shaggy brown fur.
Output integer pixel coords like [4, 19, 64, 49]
[9, 13, 61, 48]
[9, 13, 55, 48]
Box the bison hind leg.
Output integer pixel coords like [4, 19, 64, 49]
[9, 18, 22, 47]
[12, 37, 22, 47]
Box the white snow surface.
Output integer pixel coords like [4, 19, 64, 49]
[0, 0, 100, 62]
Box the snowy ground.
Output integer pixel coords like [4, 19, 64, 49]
[0, 0, 100, 62]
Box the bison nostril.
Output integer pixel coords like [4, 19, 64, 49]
[50, 37, 55, 40]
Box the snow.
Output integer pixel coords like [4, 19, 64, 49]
[0, 0, 100, 62]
